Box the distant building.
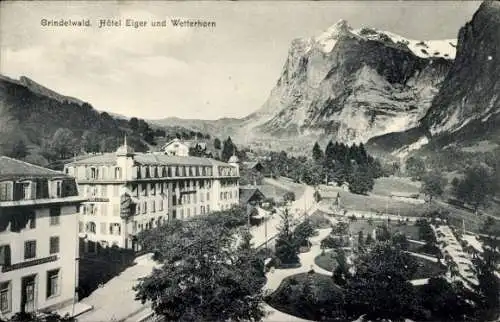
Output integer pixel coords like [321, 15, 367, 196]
[161, 138, 190, 157]
[0, 156, 84, 319]
[239, 187, 266, 207]
[160, 138, 220, 158]
[242, 161, 264, 173]
[64, 138, 240, 253]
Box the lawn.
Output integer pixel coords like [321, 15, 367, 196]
[408, 241, 441, 257]
[265, 272, 344, 321]
[308, 211, 333, 229]
[347, 220, 420, 241]
[314, 251, 338, 272]
[319, 186, 428, 218]
[411, 257, 447, 280]
[372, 176, 421, 197]
[320, 177, 490, 232]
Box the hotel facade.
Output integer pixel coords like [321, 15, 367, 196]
[64, 141, 240, 252]
[0, 157, 84, 319]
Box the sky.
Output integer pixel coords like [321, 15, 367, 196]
[0, 1, 481, 120]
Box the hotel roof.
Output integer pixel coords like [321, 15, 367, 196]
[0, 156, 68, 180]
[66, 152, 234, 167]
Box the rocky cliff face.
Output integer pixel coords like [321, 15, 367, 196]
[421, 0, 500, 136]
[367, 1, 500, 155]
[241, 20, 455, 145]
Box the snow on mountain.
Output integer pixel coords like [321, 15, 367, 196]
[236, 19, 454, 149]
[308, 19, 457, 59]
[368, 1, 500, 154]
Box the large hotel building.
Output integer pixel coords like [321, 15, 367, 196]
[64, 139, 240, 252]
[0, 156, 83, 319]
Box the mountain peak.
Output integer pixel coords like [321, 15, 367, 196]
[313, 19, 353, 53]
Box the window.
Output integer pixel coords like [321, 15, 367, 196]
[158, 199, 163, 211]
[114, 167, 122, 179]
[0, 245, 11, 266]
[24, 240, 36, 260]
[0, 282, 10, 313]
[0, 182, 12, 201]
[100, 223, 107, 235]
[46, 269, 59, 298]
[78, 221, 84, 233]
[22, 182, 31, 200]
[101, 185, 108, 198]
[27, 211, 36, 229]
[207, 192, 210, 201]
[91, 168, 98, 179]
[142, 201, 147, 214]
[86, 222, 96, 234]
[110, 223, 121, 236]
[151, 200, 156, 213]
[56, 181, 62, 197]
[49, 237, 60, 254]
[151, 183, 156, 196]
[50, 207, 60, 226]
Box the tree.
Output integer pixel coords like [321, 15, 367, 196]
[274, 208, 299, 265]
[405, 156, 426, 180]
[391, 232, 409, 251]
[214, 138, 222, 150]
[357, 230, 364, 250]
[313, 190, 322, 203]
[294, 219, 315, 247]
[50, 128, 77, 159]
[312, 142, 324, 164]
[9, 139, 28, 159]
[347, 166, 374, 195]
[344, 242, 420, 320]
[283, 191, 295, 203]
[365, 233, 374, 245]
[454, 164, 497, 212]
[221, 137, 237, 162]
[420, 171, 447, 202]
[332, 249, 350, 287]
[419, 277, 475, 321]
[80, 131, 100, 153]
[332, 221, 349, 236]
[129, 117, 139, 131]
[134, 215, 266, 322]
[324, 140, 335, 169]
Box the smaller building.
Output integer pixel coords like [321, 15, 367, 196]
[242, 161, 264, 173]
[161, 138, 190, 157]
[239, 187, 266, 207]
[0, 156, 84, 319]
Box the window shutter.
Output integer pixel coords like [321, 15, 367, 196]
[6, 182, 13, 200]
